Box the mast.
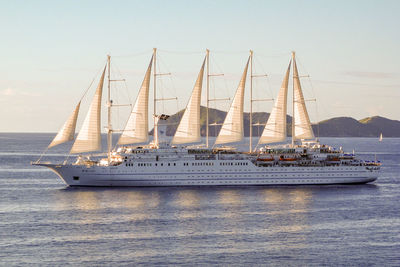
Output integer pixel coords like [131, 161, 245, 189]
[153, 48, 158, 148]
[107, 55, 112, 163]
[206, 49, 210, 148]
[205, 50, 225, 147]
[249, 50, 253, 152]
[291, 51, 295, 147]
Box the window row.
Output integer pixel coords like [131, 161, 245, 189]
[191, 162, 214, 166]
[220, 162, 248, 166]
[125, 162, 177, 167]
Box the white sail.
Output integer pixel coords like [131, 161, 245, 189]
[118, 56, 153, 145]
[171, 58, 206, 144]
[258, 61, 291, 144]
[293, 58, 315, 140]
[215, 58, 250, 145]
[48, 101, 81, 148]
[70, 66, 106, 154]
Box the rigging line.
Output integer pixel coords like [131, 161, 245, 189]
[296, 56, 320, 126]
[316, 97, 320, 139]
[158, 49, 203, 55]
[210, 73, 216, 125]
[209, 53, 231, 103]
[111, 67, 121, 135]
[175, 95, 181, 133]
[212, 50, 249, 54]
[209, 76, 228, 129]
[157, 53, 179, 115]
[172, 68, 181, 132]
[210, 81, 221, 137]
[254, 54, 270, 78]
[64, 152, 72, 165]
[79, 59, 108, 102]
[112, 50, 153, 58]
[157, 52, 173, 78]
[253, 55, 273, 110]
[294, 56, 314, 94]
[40, 59, 107, 161]
[36, 146, 49, 163]
[110, 58, 131, 100]
[255, 51, 291, 58]
[305, 76, 323, 135]
[107, 62, 123, 143]
[157, 55, 166, 114]
[306, 77, 318, 117]
[295, 55, 310, 76]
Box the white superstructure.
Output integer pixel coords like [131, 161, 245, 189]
[34, 50, 380, 186]
[37, 144, 379, 186]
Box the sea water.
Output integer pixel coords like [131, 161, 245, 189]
[0, 134, 399, 266]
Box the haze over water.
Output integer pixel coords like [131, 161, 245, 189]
[0, 134, 399, 265]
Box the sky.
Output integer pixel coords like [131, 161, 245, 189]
[1, 0, 399, 132]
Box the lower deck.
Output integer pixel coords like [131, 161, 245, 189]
[66, 176, 377, 187]
[45, 163, 379, 187]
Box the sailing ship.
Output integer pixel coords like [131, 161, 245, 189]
[379, 133, 383, 142]
[33, 49, 381, 186]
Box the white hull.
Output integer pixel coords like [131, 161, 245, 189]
[40, 162, 378, 187]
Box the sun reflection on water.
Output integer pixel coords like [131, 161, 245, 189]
[173, 190, 202, 222]
[51, 186, 315, 253]
[260, 187, 313, 248]
[176, 190, 201, 208]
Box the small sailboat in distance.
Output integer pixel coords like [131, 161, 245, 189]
[379, 133, 383, 142]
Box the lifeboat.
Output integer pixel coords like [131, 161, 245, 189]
[340, 154, 354, 160]
[279, 155, 297, 161]
[257, 156, 274, 162]
[279, 158, 297, 161]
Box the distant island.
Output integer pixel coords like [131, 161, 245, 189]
[152, 106, 400, 137]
